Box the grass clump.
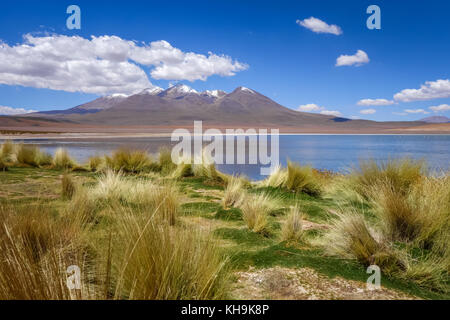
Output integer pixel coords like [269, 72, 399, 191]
[285, 161, 322, 196]
[240, 193, 281, 235]
[281, 206, 304, 244]
[90, 171, 180, 225]
[53, 148, 76, 170]
[105, 148, 157, 173]
[88, 155, 103, 172]
[110, 207, 229, 299]
[0, 204, 93, 300]
[222, 176, 246, 209]
[16, 144, 40, 167]
[350, 158, 425, 199]
[260, 162, 322, 196]
[0, 157, 7, 172]
[1, 140, 14, 162]
[158, 147, 176, 175]
[61, 174, 76, 200]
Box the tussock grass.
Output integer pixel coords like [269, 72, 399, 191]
[240, 193, 281, 235]
[110, 206, 229, 299]
[90, 171, 180, 225]
[0, 204, 94, 300]
[53, 148, 76, 169]
[322, 160, 449, 292]
[159, 147, 176, 175]
[16, 144, 40, 167]
[260, 165, 288, 188]
[88, 156, 103, 172]
[105, 148, 157, 173]
[260, 162, 322, 196]
[350, 158, 425, 199]
[285, 161, 322, 196]
[321, 210, 405, 274]
[222, 176, 246, 209]
[1, 140, 14, 162]
[281, 206, 304, 243]
[0, 157, 7, 171]
[61, 174, 76, 200]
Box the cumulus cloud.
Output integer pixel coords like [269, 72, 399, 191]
[360, 109, 376, 115]
[394, 79, 450, 102]
[297, 103, 323, 112]
[336, 50, 369, 67]
[297, 103, 342, 117]
[404, 109, 429, 114]
[0, 105, 37, 115]
[320, 110, 342, 117]
[429, 104, 450, 113]
[0, 34, 248, 95]
[296, 17, 342, 35]
[357, 98, 395, 106]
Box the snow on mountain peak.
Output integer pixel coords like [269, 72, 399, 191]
[203, 90, 226, 98]
[168, 84, 198, 94]
[138, 87, 163, 95]
[239, 87, 255, 94]
[107, 93, 129, 99]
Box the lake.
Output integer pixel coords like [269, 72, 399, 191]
[2, 135, 449, 180]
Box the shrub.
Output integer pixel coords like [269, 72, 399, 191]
[281, 206, 304, 243]
[110, 207, 229, 299]
[61, 174, 76, 200]
[105, 149, 157, 173]
[222, 176, 246, 209]
[285, 161, 322, 196]
[53, 148, 76, 169]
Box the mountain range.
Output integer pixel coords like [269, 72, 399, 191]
[1, 84, 449, 134]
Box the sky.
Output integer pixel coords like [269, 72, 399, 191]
[0, 0, 449, 121]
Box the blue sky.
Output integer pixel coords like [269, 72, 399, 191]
[0, 0, 449, 121]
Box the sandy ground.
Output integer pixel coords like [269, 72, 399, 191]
[231, 267, 417, 300]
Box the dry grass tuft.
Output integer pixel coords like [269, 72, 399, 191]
[88, 156, 103, 172]
[110, 206, 230, 299]
[105, 148, 157, 173]
[240, 193, 281, 235]
[222, 176, 246, 209]
[61, 174, 76, 200]
[53, 148, 76, 169]
[281, 206, 304, 243]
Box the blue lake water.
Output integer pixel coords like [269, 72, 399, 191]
[2, 135, 449, 180]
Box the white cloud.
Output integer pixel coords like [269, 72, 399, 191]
[298, 103, 324, 112]
[320, 110, 342, 117]
[0, 105, 37, 115]
[296, 17, 342, 35]
[336, 50, 369, 67]
[297, 103, 343, 117]
[360, 109, 376, 115]
[0, 34, 248, 95]
[394, 79, 450, 102]
[392, 112, 407, 116]
[429, 104, 450, 113]
[404, 109, 429, 114]
[357, 98, 395, 106]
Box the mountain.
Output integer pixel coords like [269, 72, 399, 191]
[419, 116, 450, 123]
[15, 84, 433, 133]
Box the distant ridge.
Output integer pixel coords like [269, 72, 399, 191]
[419, 116, 450, 124]
[12, 84, 436, 133]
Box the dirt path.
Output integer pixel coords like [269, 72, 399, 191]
[231, 266, 417, 300]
